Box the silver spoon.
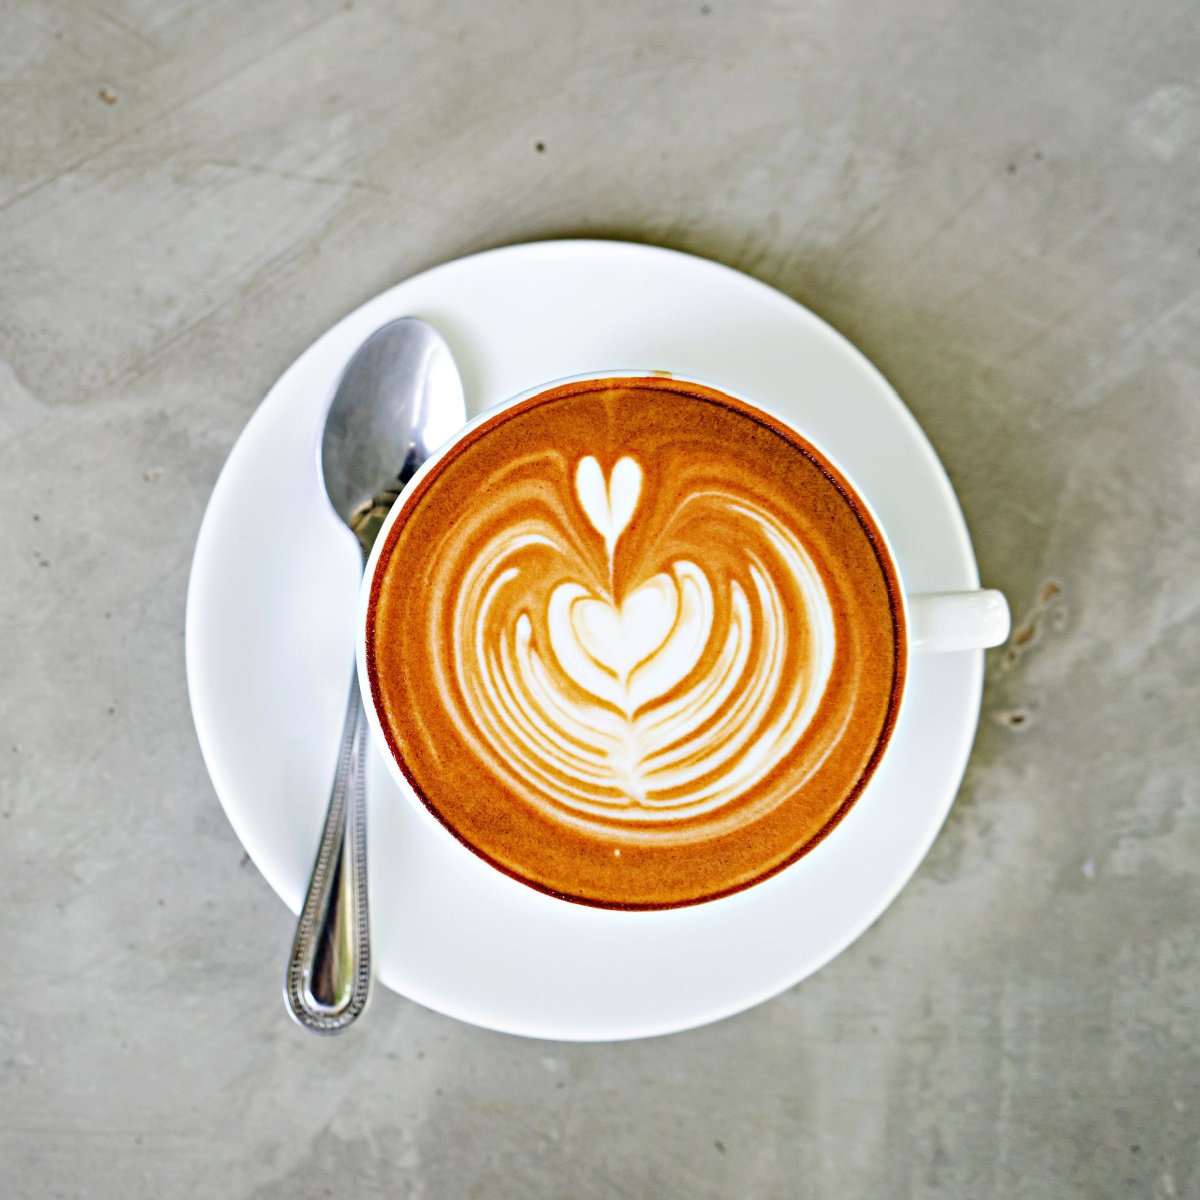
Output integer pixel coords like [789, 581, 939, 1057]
[284, 317, 465, 1034]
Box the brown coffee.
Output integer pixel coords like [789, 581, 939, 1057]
[366, 377, 905, 908]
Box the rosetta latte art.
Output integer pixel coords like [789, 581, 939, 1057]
[443, 453, 837, 832]
[369, 378, 906, 906]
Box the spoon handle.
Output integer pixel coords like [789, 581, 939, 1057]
[284, 672, 372, 1033]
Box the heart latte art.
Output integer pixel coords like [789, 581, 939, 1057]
[458, 454, 836, 824]
[367, 378, 904, 908]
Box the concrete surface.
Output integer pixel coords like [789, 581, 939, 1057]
[2, 0, 1198, 1196]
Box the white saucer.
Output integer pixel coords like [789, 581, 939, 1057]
[185, 240, 982, 1041]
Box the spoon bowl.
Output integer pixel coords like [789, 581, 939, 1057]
[323, 318, 464, 537]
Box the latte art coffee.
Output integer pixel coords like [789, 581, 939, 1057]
[366, 377, 905, 908]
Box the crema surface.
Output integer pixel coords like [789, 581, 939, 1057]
[367, 378, 904, 907]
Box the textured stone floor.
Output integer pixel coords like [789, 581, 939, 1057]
[2, 1, 1197, 1196]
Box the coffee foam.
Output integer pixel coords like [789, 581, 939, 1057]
[446, 453, 838, 836]
[367, 378, 904, 907]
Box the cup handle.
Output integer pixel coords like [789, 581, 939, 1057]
[907, 590, 1010, 652]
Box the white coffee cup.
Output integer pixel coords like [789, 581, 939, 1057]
[357, 372, 1009, 904]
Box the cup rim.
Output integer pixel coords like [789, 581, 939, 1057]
[357, 370, 910, 910]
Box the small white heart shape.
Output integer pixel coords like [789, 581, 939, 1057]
[575, 455, 643, 558]
[572, 574, 679, 683]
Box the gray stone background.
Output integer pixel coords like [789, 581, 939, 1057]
[2, 0, 1197, 1196]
